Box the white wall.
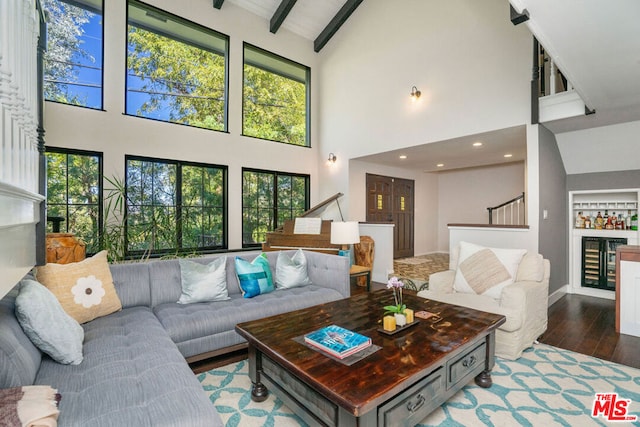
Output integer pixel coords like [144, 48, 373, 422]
[317, 0, 532, 219]
[437, 162, 525, 250]
[44, 0, 321, 250]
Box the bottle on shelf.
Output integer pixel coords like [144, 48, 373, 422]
[595, 211, 604, 229]
[605, 216, 614, 230]
[632, 212, 638, 231]
[584, 215, 592, 229]
[626, 210, 632, 230]
[575, 211, 585, 228]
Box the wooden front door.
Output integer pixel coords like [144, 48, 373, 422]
[366, 174, 415, 259]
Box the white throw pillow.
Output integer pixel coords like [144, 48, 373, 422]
[15, 279, 84, 365]
[177, 257, 229, 304]
[275, 250, 312, 289]
[453, 242, 526, 300]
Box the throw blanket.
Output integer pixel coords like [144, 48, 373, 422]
[0, 386, 60, 427]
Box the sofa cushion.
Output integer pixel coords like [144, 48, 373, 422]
[235, 254, 274, 298]
[453, 242, 526, 300]
[275, 249, 312, 290]
[416, 290, 523, 332]
[15, 279, 84, 365]
[154, 285, 344, 358]
[149, 255, 240, 306]
[35, 251, 122, 323]
[109, 261, 151, 308]
[34, 306, 222, 427]
[0, 290, 42, 389]
[178, 257, 229, 304]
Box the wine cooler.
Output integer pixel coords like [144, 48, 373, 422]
[581, 236, 627, 290]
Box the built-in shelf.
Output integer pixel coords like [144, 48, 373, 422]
[568, 189, 640, 300]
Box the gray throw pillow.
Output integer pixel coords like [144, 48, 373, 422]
[276, 249, 312, 289]
[15, 279, 84, 365]
[178, 257, 229, 304]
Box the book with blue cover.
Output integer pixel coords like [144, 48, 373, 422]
[304, 325, 371, 359]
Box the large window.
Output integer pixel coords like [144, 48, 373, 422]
[242, 169, 309, 247]
[43, 0, 104, 109]
[125, 156, 226, 256]
[126, 1, 228, 131]
[46, 148, 103, 254]
[243, 43, 310, 146]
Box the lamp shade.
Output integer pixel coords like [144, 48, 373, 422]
[330, 221, 360, 245]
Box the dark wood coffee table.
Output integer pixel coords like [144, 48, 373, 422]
[235, 291, 505, 426]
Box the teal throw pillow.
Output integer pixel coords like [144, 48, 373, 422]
[178, 257, 229, 304]
[235, 253, 274, 298]
[15, 279, 84, 365]
[276, 249, 312, 289]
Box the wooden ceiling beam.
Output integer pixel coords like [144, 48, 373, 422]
[213, 0, 224, 10]
[314, 0, 364, 52]
[510, 4, 529, 25]
[270, 0, 298, 34]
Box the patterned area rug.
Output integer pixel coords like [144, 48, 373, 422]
[198, 344, 640, 426]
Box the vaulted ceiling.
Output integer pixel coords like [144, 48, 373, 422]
[216, 0, 640, 173]
[213, 0, 363, 52]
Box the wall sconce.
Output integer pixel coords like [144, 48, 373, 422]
[410, 86, 421, 100]
[327, 153, 337, 164]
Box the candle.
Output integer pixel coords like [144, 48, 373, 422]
[383, 315, 396, 331]
[405, 308, 414, 324]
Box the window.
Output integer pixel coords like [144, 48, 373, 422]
[242, 169, 309, 247]
[45, 148, 103, 254]
[43, 0, 104, 109]
[243, 43, 310, 146]
[125, 156, 226, 256]
[126, 1, 228, 131]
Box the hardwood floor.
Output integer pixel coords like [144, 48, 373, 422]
[538, 293, 640, 369]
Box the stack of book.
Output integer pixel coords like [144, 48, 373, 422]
[304, 325, 371, 359]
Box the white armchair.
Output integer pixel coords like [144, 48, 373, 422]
[417, 247, 550, 360]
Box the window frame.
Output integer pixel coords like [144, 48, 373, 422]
[241, 167, 310, 248]
[124, 0, 230, 132]
[43, 0, 105, 110]
[242, 42, 311, 147]
[124, 154, 228, 258]
[45, 146, 104, 255]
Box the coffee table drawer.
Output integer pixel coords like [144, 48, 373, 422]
[447, 342, 486, 386]
[378, 367, 445, 427]
[261, 355, 338, 425]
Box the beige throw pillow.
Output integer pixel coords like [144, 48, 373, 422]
[35, 251, 122, 324]
[453, 242, 526, 300]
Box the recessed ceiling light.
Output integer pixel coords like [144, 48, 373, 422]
[437, 163, 444, 167]
[504, 153, 513, 158]
[399, 155, 407, 159]
[473, 142, 483, 147]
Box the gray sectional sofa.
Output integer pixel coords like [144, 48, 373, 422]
[0, 250, 350, 426]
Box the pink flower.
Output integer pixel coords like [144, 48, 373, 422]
[385, 277, 405, 314]
[387, 276, 404, 289]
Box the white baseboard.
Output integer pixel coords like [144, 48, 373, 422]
[548, 285, 569, 307]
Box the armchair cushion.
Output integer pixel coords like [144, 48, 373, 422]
[452, 242, 526, 299]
